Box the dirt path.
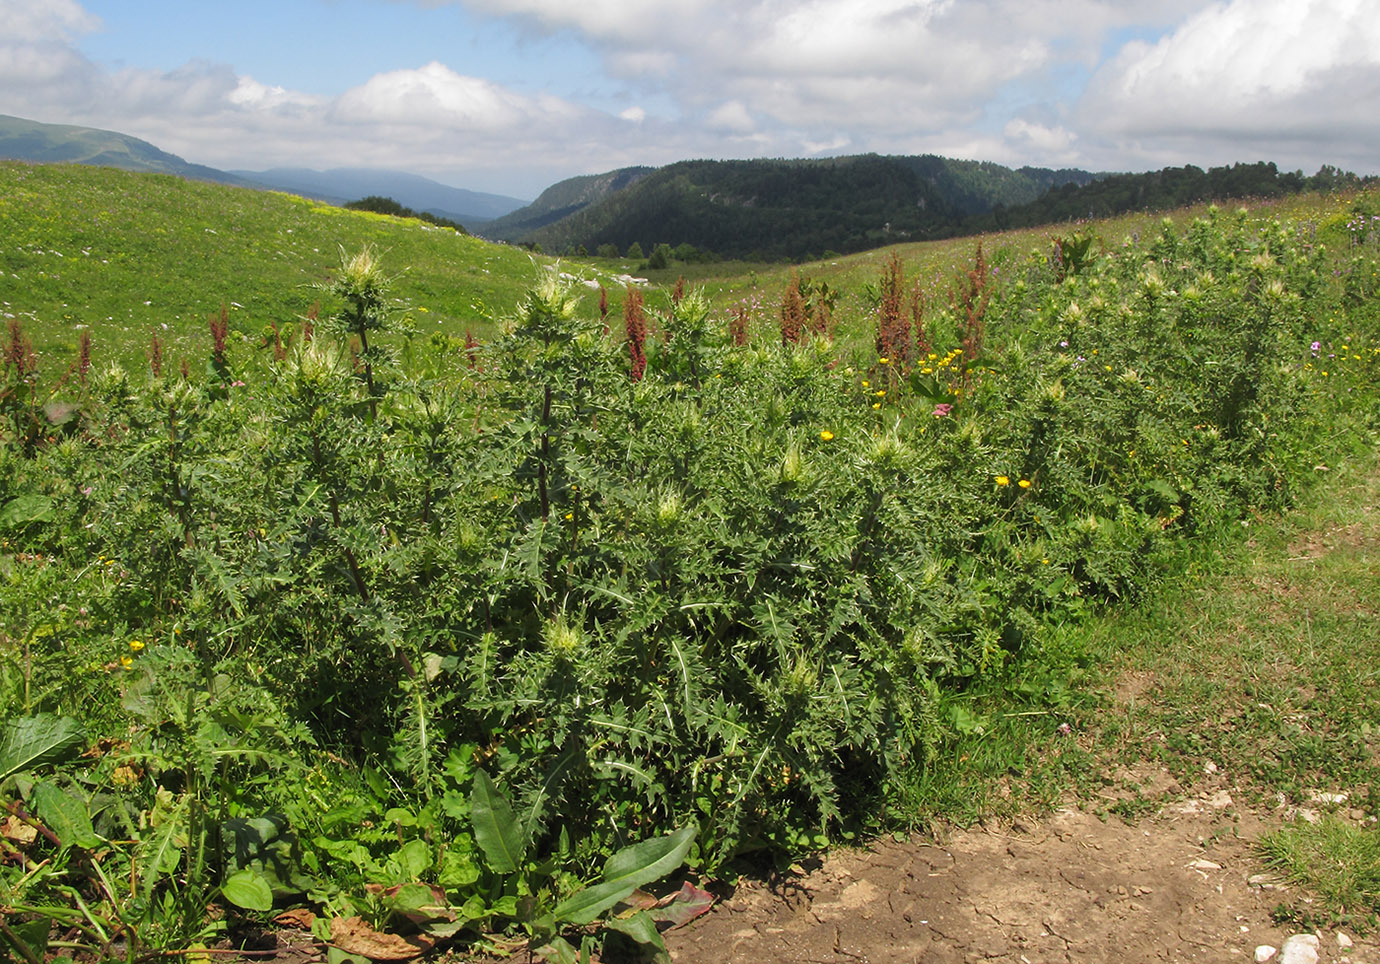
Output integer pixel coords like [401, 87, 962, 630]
[665, 782, 1372, 964]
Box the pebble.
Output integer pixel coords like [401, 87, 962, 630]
[1280, 934, 1319, 964]
[1255, 947, 1277, 963]
[1189, 859, 1222, 871]
[1337, 932, 1353, 949]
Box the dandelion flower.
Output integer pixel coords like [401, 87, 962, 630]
[996, 475, 1010, 486]
[872, 402, 882, 410]
[128, 640, 144, 651]
[1019, 479, 1031, 488]
[819, 430, 834, 441]
[119, 656, 133, 670]
[879, 356, 890, 364]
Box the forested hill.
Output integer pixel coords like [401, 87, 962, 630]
[480, 154, 1098, 261]
[965, 161, 1374, 233]
[478, 155, 1371, 262]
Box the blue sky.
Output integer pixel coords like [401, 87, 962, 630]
[3, 0, 1378, 199]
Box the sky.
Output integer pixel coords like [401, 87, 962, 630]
[2, 0, 1378, 200]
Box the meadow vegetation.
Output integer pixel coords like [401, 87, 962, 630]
[2, 166, 1379, 961]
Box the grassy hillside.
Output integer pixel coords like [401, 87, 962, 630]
[0, 161, 624, 376]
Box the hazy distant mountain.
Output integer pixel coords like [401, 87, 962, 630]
[232, 167, 528, 224]
[0, 113, 254, 186]
[0, 114, 528, 227]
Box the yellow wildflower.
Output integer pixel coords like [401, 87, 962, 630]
[819, 430, 834, 441]
[996, 476, 1010, 486]
[1018, 479, 1031, 488]
[128, 639, 144, 651]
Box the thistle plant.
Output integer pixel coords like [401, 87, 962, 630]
[322, 244, 404, 419]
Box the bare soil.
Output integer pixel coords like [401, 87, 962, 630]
[664, 783, 1374, 964]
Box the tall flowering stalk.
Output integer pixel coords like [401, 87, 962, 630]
[780, 272, 806, 345]
[875, 252, 912, 369]
[148, 331, 164, 378]
[209, 304, 231, 379]
[730, 303, 750, 346]
[77, 329, 91, 385]
[952, 243, 991, 361]
[625, 285, 647, 382]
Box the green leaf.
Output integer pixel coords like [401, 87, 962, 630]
[470, 770, 526, 874]
[0, 714, 85, 782]
[552, 824, 697, 926]
[604, 910, 668, 961]
[0, 916, 51, 963]
[221, 868, 275, 912]
[0, 495, 54, 528]
[396, 837, 431, 880]
[31, 781, 100, 849]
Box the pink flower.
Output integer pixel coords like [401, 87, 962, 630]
[931, 403, 953, 417]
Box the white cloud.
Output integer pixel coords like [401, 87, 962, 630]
[1078, 0, 1380, 170]
[706, 100, 754, 134]
[1004, 119, 1079, 161]
[332, 61, 579, 130]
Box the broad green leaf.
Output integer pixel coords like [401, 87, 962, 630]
[470, 770, 526, 873]
[552, 824, 697, 925]
[0, 714, 85, 781]
[604, 910, 667, 960]
[31, 781, 100, 849]
[0, 495, 54, 528]
[222, 868, 275, 911]
[396, 837, 431, 879]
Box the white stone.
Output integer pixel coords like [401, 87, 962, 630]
[1280, 934, 1319, 964]
[1255, 947, 1277, 963]
[1337, 932, 1353, 949]
[1189, 859, 1222, 871]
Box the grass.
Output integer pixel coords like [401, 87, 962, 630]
[1260, 817, 1380, 921]
[0, 161, 624, 375]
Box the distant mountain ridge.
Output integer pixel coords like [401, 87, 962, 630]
[0, 113, 255, 187]
[0, 114, 528, 227]
[479, 166, 656, 239]
[229, 167, 529, 224]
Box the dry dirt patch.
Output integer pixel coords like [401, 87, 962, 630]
[665, 781, 1374, 964]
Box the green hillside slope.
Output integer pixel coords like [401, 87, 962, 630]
[0, 162, 611, 374]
